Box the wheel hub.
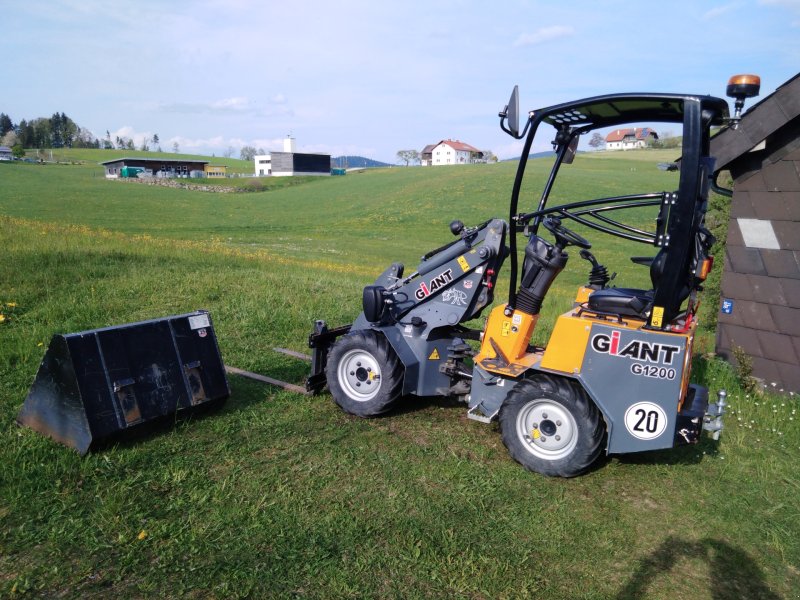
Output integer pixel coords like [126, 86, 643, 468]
[516, 399, 578, 460]
[337, 349, 382, 401]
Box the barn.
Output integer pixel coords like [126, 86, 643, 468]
[100, 157, 209, 178]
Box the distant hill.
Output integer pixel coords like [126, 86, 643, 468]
[332, 156, 391, 169]
[502, 151, 567, 162]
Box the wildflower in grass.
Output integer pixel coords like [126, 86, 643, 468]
[0, 314, 5, 323]
[6, 302, 16, 307]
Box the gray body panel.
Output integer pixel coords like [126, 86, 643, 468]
[569, 322, 688, 453]
[351, 219, 508, 397]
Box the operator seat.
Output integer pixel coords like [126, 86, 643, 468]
[585, 248, 677, 320]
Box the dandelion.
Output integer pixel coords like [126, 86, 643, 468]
[137, 530, 147, 541]
[6, 302, 16, 307]
[37, 342, 43, 347]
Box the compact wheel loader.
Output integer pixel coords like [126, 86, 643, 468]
[308, 76, 761, 477]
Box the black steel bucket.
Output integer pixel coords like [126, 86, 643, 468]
[17, 310, 230, 454]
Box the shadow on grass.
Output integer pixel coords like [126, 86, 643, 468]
[89, 377, 274, 454]
[89, 397, 229, 453]
[616, 536, 781, 600]
[612, 435, 721, 469]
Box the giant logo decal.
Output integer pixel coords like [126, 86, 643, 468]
[591, 331, 680, 365]
[415, 269, 454, 300]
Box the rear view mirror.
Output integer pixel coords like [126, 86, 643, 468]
[562, 135, 579, 165]
[503, 85, 520, 137]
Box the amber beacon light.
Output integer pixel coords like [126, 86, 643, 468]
[726, 74, 761, 125]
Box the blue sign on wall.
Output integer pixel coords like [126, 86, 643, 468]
[721, 299, 734, 314]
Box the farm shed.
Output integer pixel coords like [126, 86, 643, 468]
[204, 165, 227, 178]
[100, 157, 209, 178]
[710, 72, 800, 393]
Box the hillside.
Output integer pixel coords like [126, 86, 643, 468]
[331, 155, 391, 168]
[17, 147, 255, 174]
[0, 155, 796, 598]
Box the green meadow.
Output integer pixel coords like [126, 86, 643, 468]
[0, 150, 797, 598]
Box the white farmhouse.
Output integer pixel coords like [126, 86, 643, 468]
[421, 139, 484, 166]
[605, 127, 658, 150]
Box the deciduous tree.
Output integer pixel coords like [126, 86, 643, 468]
[240, 145, 257, 161]
[396, 149, 419, 166]
[589, 132, 605, 149]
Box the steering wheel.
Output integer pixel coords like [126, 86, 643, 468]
[542, 216, 591, 249]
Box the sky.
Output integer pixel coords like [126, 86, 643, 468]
[2, 0, 799, 163]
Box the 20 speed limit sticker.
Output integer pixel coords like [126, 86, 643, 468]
[624, 402, 668, 440]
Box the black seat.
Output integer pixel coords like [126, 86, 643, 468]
[587, 287, 653, 318]
[586, 248, 668, 319]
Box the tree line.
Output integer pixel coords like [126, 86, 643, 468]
[0, 112, 102, 153]
[0, 111, 179, 155]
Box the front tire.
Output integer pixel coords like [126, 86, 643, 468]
[499, 375, 605, 477]
[326, 330, 404, 417]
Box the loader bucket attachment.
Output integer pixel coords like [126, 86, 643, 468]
[17, 310, 230, 455]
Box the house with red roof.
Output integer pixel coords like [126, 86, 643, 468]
[421, 139, 484, 166]
[605, 127, 658, 150]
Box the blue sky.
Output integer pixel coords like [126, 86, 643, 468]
[2, 0, 799, 163]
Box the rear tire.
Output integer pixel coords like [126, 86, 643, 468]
[499, 375, 604, 477]
[326, 330, 403, 417]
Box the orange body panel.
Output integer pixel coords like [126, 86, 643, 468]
[476, 305, 539, 374]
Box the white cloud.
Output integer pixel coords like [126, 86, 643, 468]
[513, 26, 575, 47]
[110, 126, 155, 148]
[210, 97, 250, 110]
[701, 3, 742, 20]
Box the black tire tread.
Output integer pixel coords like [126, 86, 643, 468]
[325, 330, 404, 418]
[499, 374, 605, 477]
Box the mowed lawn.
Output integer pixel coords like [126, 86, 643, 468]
[0, 153, 798, 598]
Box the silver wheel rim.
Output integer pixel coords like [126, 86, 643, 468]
[515, 398, 578, 461]
[337, 348, 382, 402]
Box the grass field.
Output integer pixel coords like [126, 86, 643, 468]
[0, 151, 798, 598]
